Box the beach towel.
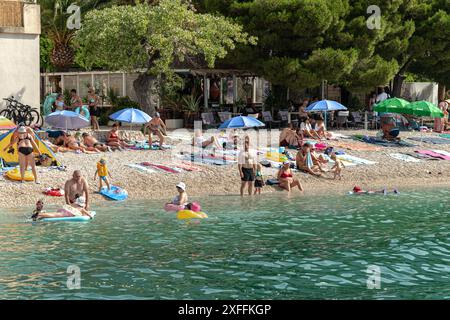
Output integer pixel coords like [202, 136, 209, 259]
[170, 162, 202, 172]
[415, 150, 450, 160]
[306, 151, 314, 169]
[180, 155, 232, 166]
[408, 137, 450, 145]
[431, 150, 450, 157]
[439, 134, 450, 139]
[356, 136, 416, 147]
[336, 154, 377, 165]
[125, 164, 157, 173]
[388, 153, 422, 163]
[141, 162, 182, 173]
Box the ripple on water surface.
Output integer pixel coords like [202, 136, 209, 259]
[0, 190, 449, 299]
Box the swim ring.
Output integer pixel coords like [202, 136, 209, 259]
[75, 105, 90, 120]
[43, 188, 65, 197]
[6, 168, 34, 181]
[177, 210, 208, 220]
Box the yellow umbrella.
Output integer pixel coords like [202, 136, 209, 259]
[0, 116, 16, 130]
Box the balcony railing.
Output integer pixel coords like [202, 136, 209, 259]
[0, 1, 24, 28]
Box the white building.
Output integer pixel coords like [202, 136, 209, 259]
[0, 0, 41, 111]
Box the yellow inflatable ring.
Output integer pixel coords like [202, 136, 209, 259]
[6, 168, 35, 181]
[177, 210, 208, 220]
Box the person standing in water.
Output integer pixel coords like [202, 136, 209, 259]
[238, 139, 257, 196]
[64, 170, 90, 210]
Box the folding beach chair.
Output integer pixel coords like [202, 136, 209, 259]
[262, 111, 281, 129]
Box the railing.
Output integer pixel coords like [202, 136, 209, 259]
[0, 1, 24, 28]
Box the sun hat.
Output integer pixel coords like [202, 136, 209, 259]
[18, 126, 26, 133]
[283, 161, 290, 165]
[176, 182, 186, 191]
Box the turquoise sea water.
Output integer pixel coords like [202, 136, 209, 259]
[0, 190, 449, 300]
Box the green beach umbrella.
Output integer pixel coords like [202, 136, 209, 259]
[373, 98, 410, 113]
[402, 101, 444, 118]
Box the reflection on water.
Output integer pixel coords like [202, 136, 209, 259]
[0, 190, 449, 299]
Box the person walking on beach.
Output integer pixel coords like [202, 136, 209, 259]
[64, 170, 90, 210]
[94, 157, 112, 192]
[3, 126, 42, 183]
[238, 139, 256, 196]
[145, 112, 167, 147]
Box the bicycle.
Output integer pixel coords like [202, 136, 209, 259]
[0, 97, 43, 127]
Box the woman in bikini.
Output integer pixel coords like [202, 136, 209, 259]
[144, 112, 166, 147]
[106, 123, 132, 150]
[3, 126, 42, 183]
[277, 161, 303, 192]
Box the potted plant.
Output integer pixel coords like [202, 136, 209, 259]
[182, 95, 201, 128]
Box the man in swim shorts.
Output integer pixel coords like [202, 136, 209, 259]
[64, 170, 90, 210]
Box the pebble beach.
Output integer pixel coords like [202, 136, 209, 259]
[0, 128, 449, 210]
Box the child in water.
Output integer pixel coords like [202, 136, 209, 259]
[330, 153, 345, 180]
[254, 164, 265, 195]
[94, 157, 112, 192]
[352, 186, 399, 195]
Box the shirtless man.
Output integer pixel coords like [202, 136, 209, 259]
[64, 170, 90, 210]
[64, 133, 87, 152]
[82, 132, 111, 152]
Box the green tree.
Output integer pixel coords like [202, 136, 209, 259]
[75, 0, 255, 115]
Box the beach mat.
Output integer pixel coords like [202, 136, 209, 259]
[439, 134, 450, 139]
[415, 150, 450, 160]
[408, 137, 450, 145]
[355, 135, 416, 147]
[125, 164, 157, 173]
[336, 154, 377, 165]
[388, 153, 422, 163]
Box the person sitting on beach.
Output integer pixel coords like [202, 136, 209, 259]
[314, 118, 332, 140]
[238, 139, 257, 196]
[65, 170, 90, 210]
[193, 129, 222, 149]
[53, 94, 65, 111]
[168, 182, 189, 207]
[330, 153, 345, 180]
[310, 144, 328, 172]
[63, 133, 87, 152]
[300, 117, 321, 140]
[82, 132, 111, 152]
[144, 112, 167, 147]
[106, 123, 132, 150]
[223, 134, 240, 150]
[280, 123, 303, 148]
[295, 143, 322, 176]
[277, 161, 303, 192]
[94, 157, 112, 192]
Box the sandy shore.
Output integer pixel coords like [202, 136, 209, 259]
[0, 128, 449, 210]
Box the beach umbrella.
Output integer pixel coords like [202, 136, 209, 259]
[373, 98, 410, 114]
[109, 108, 151, 124]
[0, 116, 16, 130]
[305, 99, 347, 129]
[218, 115, 265, 130]
[402, 101, 444, 118]
[45, 110, 90, 130]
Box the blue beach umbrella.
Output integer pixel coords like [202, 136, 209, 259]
[219, 115, 265, 130]
[45, 110, 90, 130]
[109, 108, 152, 124]
[305, 99, 348, 129]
